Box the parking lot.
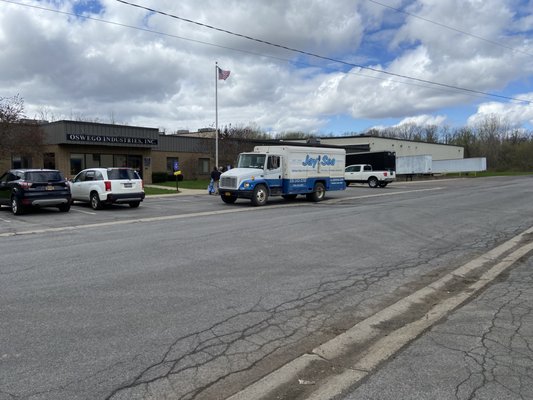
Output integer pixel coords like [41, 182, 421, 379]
[0, 180, 447, 237]
[1, 176, 533, 400]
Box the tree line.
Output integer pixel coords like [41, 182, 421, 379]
[224, 116, 533, 171]
[361, 116, 533, 171]
[2, 95, 532, 171]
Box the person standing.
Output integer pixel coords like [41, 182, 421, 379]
[210, 166, 222, 194]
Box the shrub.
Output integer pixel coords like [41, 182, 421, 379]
[152, 172, 168, 183]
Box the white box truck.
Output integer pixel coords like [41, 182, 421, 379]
[219, 146, 346, 206]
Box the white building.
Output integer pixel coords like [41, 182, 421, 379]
[294, 135, 464, 160]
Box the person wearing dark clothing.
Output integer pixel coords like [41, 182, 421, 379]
[210, 167, 222, 194]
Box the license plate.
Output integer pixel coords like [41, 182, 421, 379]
[46, 185, 54, 191]
[224, 192, 231, 196]
[123, 183, 132, 188]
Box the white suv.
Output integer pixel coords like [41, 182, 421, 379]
[70, 168, 145, 210]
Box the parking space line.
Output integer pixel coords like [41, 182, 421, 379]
[0, 187, 443, 238]
[70, 208, 97, 215]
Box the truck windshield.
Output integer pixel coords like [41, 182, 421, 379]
[237, 154, 266, 169]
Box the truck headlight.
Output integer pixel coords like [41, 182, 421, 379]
[243, 182, 250, 188]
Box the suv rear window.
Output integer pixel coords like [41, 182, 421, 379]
[107, 169, 139, 180]
[25, 171, 63, 182]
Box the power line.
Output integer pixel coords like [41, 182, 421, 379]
[1, 0, 529, 105]
[366, 0, 533, 58]
[115, 0, 531, 104]
[0, 0, 495, 103]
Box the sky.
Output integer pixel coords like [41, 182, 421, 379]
[1, 0, 533, 135]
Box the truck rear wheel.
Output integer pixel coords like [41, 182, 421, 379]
[368, 177, 379, 188]
[308, 182, 326, 202]
[251, 185, 268, 206]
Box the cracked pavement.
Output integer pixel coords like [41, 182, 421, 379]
[342, 256, 533, 400]
[1, 176, 533, 400]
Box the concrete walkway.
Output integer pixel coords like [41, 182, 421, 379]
[145, 184, 207, 196]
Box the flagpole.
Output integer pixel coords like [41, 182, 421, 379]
[215, 62, 219, 169]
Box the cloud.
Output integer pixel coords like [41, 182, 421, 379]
[0, 0, 532, 134]
[467, 94, 533, 127]
[396, 114, 447, 126]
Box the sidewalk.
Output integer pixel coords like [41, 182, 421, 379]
[145, 184, 207, 196]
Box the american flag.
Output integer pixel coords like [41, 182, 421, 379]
[218, 67, 231, 80]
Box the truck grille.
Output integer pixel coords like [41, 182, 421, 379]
[220, 176, 237, 189]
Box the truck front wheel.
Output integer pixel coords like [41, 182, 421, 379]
[368, 177, 379, 188]
[308, 182, 326, 202]
[221, 194, 237, 204]
[251, 185, 268, 206]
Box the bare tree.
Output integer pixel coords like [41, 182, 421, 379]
[273, 131, 310, 140]
[423, 125, 439, 143]
[218, 123, 268, 166]
[0, 95, 45, 161]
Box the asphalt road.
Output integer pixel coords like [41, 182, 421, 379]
[1, 176, 532, 400]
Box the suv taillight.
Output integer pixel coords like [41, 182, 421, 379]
[105, 181, 112, 191]
[19, 181, 32, 189]
[141, 180, 144, 189]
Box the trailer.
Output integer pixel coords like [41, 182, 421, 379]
[345, 151, 396, 173]
[396, 155, 433, 175]
[432, 158, 487, 174]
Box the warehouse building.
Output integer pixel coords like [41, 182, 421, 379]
[0, 120, 215, 184]
[0, 121, 466, 183]
[290, 135, 464, 160]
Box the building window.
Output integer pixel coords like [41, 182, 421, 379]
[198, 158, 210, 174]
[70, 154, 85, 175]
[12, 155, 31, 169]
[114, 155, 127, 168]
[166, 157, 179, 174]
[101, 154, 113, 167]
[86, 153, 100, 168]
[43, 153, 56, 169]
[127, 155, 142, 177]
[69, 153, 143, 175]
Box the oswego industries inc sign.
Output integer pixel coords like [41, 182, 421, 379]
[66, 133, 158, 146]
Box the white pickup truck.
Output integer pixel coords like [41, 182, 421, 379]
[345, 164, 395, 188]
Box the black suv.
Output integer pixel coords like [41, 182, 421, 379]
[0, 169, 71, 215]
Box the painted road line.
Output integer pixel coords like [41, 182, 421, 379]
[307, 236, 533, 400]
[226, 225, 533, 400]
[0, 187, 443, 238]
[70, 208, 97, 215]
[333, 187, 443, 203]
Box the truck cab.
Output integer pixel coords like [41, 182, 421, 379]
[219, 151, 284, 206]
